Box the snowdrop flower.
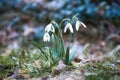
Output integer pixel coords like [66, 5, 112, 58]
[45, 23, 55, 33]
[64, 23, 73, 33]
[43, 32, 50, 42]
[75, 21, 87, 31]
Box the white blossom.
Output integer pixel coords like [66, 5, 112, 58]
[75, 21, 87, 31]
[43, 32, 50, 42]
[45, 23, 55, 33]
[64, 23, 73, 33]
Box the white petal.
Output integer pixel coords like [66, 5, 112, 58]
[43, 34, 47, 42]
[64, 23, 73, 33]
[45, 23, 55, 33]
[47, 35, 50, 42]
[68, 23, 74, 33]
[75, 21, 81, 31]
[43, 32, 50, 42]
[45, 23, 52, 32]
[64, 24, 69, 33]
[79, 21, 87, 28]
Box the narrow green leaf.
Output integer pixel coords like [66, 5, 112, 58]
[29, 42, 48, 60]
[65, 47, 69, 65]
[49, 49, 55, 65]
[20, 50, 25, 63]
[69, 51, 76, 63]
[82, 44, 90, 58]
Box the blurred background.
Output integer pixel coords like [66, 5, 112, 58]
[0, 0, 120, 54]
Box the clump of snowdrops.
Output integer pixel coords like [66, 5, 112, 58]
[9, 15, 87, 78]
[42, 15, 86, 68]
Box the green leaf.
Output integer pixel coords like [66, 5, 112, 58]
[65, 47, 69, 65]
[20, 50, 25, 63]
[82, 44, 90, 58]
[69, 50, 76, 63]
[29, 42, 48, 60]
[49, 49, 55, 66]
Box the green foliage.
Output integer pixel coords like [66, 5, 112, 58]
[27, 16, 83, 76]
[1, 16, 120, 80]
[85, 59, 120, 80]
[0, 52, 17, 78]
[85, 64, 120, 80]
[65, 47, 70, 65]
[82, 44, 90, 58]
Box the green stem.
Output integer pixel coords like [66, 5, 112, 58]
[60, 18, 70, 28]
[72, 14, 79, 21]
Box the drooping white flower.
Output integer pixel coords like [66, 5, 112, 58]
[45, 23, 55, 33]
[64, 23, 73, 33]
[43, 32, 50, 42]
[75, 21, 87, 31]
[75, 21, 81, 31]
